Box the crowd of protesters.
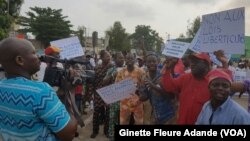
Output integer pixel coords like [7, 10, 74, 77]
[0, 37, 250, 141]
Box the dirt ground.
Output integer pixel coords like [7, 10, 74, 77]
[0, 95, 248, 141]
[232, 94, 249, 110]
[73, 95, 249, 141]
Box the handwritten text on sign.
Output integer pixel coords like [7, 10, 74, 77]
[96, 78, 136, 104]
[50, 36, 84, 59]
[200, 7, 245, 54]
[162, 40, 189, 58]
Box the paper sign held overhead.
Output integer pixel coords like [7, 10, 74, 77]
[162, 40, 190, 58]
[50, 36, 84, 59]
[189, 27, 202, 53]
[200, 7, 245, 54]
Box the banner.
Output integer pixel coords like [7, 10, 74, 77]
[200, 7, 245, 54]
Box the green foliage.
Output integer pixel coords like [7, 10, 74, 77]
[73, 26, 86, 47]
[176, 16, 201, 42]
[8, 0, 24, 17]
[18, 7, 73, 47]
[0, 0, 23, 16]
[0, 0, 23, 40]
[0, 15, 12, 39]
[186, 16, 201, 38]
[105, 21, 131, 52]
[130, 25, 163, 54]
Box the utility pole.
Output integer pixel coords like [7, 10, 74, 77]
[92, 31, 98, 54]
[7, 0, 10, 14]
[166, 32, 170, 43]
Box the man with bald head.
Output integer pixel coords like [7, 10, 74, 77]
[0, 38, 77, 141]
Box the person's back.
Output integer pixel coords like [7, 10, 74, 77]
[0, 78, 69, 140]
[0, 37, 77, 141]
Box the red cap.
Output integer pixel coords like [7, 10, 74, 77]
[208, 68, 232, 84]
[44, 46, 61, 55]
[189, 52, 211, 64]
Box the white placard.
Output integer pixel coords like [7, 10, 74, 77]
[96, 78, 136, 104]
[189, 27, 201, 53]
[200, 7, 245, 54]
[50, 36, 84, 59]
[162, 40, 189, 58]
[36, 62, 47, 82]
[234, 70, 246, 82]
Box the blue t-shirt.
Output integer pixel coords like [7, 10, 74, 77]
[0, 77, 70, 141]
[196, 97, 250, 125]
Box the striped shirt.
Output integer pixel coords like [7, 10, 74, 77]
[0, 77, 70, 141]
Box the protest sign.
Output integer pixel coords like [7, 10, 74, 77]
[162, 40, 189, 58]
[200, 7, 245, 54]
[234, 70, 246, 82]
[96, 78, 136, 104]
[189, 27, 202, 53]
[50, 36, 84, 59]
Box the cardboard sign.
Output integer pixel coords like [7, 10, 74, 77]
[96, 78, 136, 104]
[200, 7, 245, 54]
[162, 40, 189, 58]
[189, 27, 202, 53]
[50, 36, 84, 59]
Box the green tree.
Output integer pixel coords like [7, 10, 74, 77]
[176, 16, 201, 43]
[105, 21, 131, 52]
[130, 25, 163, 54]
[18, 7, 73, 47]
[186, 16, 201, 38]
[0, 0, 23, 40]
[8, 0, 24, 17]
[73, 26, 86, 47]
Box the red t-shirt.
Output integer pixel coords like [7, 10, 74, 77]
[161, 72, 210, 124]
[75, 85, 83, 95]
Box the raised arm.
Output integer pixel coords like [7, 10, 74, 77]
[160, 56, 183, 94]
[214, 50, 229, 69]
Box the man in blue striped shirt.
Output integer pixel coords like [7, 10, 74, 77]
[0, 38, 77, 141]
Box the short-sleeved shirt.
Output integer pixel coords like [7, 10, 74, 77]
[196, 97, 250, 125]
[116, 65, 146, 109]
[0, 77, 70, 141]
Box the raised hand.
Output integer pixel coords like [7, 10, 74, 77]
[214, 50, 228, 68]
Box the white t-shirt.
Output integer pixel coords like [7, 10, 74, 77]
[90, 58, 96, 67]
[36, 62, 47, 82]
